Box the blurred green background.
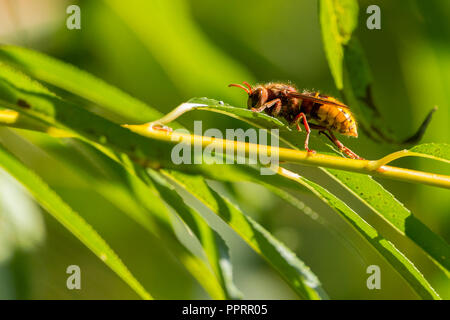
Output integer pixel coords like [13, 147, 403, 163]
[0, 0, 448, 299]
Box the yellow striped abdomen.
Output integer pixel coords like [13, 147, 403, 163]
[313, 104, 358, 137]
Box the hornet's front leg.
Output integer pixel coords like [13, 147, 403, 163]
[251, 98, 282, 115]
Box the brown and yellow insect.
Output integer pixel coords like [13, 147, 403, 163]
[229, 81, 362, 159]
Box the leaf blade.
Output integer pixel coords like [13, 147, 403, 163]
[319, 0, 359, 89]
[325, 169, 450, 275]
[0, 45, 161, 122]
[0, 143, 152, 300]
[147, 169, 242, 299]
[162, 170, 328, 300]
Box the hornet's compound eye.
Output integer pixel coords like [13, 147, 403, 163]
[247, 88, 261, 108]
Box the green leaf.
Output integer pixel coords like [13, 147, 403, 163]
[146, 169, 242, 299]
[0, 45, 161, 122]
[185, 162, 442, 299]
[333, 0, 359, 44]
[342, 39, 401, 143]
[187, 163, 358, 255]
[67, 141, 230, 299]
[0, 62, 176, 167]
[189, 162, 440, 299]
[318, 2, 435, 145]
[342, 27, 435, 145]
[325, 169, 450, 275]
[281, 170, 441, 300]
[343, 39, 374, 116]
[321, 2, 449, 273]
[0, 63, 227, 299]
[410, 143, 450, 162]
[162, 170, 329, 300]
[319, 0, 359, 89]
[0, 143, 152, 300]
[318, 1, 383, 137]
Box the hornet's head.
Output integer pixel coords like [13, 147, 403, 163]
[228, 81, 268, 109]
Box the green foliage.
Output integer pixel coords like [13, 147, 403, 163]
[0, 1, 448, 300]
[326, 169, 450, 275]
[163, 170, 328, 300]
[0, 47, 328, 299]
[410, 143, 450, 162]
[319, 0, 359, 90]
[183, 98, 450, 277]
[0, 52, 232, 300]
[0, 45, 161, 122]
[157, 99, 443, 299]
[0, 144, 151, 299]
[320, 1, 435, 144]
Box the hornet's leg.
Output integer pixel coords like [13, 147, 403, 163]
[319, 130, 363, 160]
[309, 124, 328, 131]
[251, 98, 282, 114]
[293, 112, 315, 154]
[270, 99, 283, 116]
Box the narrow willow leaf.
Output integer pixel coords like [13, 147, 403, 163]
[342, 38, 376, 121]
[178, 162, 443, 298]
[319, 2, 434, 144]
[325, 170, 450, 275]
[276, 168, 441, 300]
[0, 45, 160, 122]
[64, 140, 229, 299]
[147, 169, 242, 299]
[0, 62, 176, 167]
[367, 149, 450, 170]
[410, 143, 450, 162]
[318, 0, 383, 135]
[319, 0, 359, 89]
[189, 163, 363, 259]
[162, 170, 328, 300]
[342, 39, 430, 145]
[0, 64, 226, 299]
[325, 145, 450, 275]
[0, 143, 152, 300]
[342, 31, 435, 145]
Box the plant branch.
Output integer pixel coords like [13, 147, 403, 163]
[1, 109, 449, 189]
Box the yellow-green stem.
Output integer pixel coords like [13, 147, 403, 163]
[1, 109, 449, 189]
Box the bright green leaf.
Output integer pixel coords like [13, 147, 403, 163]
[410, 143, 450, 162]
[0, 45, 160, 122]
[0, 143, 152, 300]
[319, 0, 359, 89]
[162, 170, 329, 300]
[147, 169, 242, 299]
[325, 169, 450, 275]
